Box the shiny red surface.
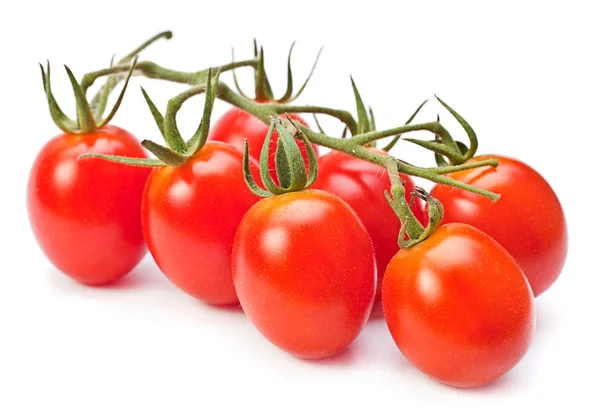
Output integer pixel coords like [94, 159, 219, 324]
[233, 190, 376, 359]
[383, 223, 536, 388]
[143, 142, 260, 305]
[431, 155, 568, 296]
[27, 126, 150, 285]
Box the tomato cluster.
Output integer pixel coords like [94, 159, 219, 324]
[28, 34, 567, 389]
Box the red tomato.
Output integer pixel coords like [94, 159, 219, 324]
[430, 155, 567, 297]
[312, 149, 424, 300]
[142, 142, 260, 305]
[232, 189, 376, 359]
[208, 108, 318, 174]
[382, 223, 536, 388]
[27, 126, 150, 285]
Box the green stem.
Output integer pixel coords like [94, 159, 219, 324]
[81, 59, 258, 95]
[429, 158, 498, 174]
[217, 83, 357, 132]
[352, 121, 456, 150]
[270, 104, 358, 135]
[385, 160, 425, 241]
[118, 31, 173, 64]
[78, 53, 498, 202]
[398, 162, 500, 201]
[217, 81, 500, 201]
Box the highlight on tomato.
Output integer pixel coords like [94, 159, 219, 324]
[208, 41, 321, 172]
[382, 187, 536, 388]
[232, 118, 376, 359]
[430, 154, 568, 297]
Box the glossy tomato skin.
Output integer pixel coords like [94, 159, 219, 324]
[208, 108, 318, 173]
[430, 155, 567, 297]
[382, 223, 536, 388]
[312, 149, 424, 300]
[27, 125, 150, 285]
[143, 142, 260, 305]
[232, 189, 376, 359]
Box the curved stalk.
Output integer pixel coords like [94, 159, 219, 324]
[81, 59, 258, 95]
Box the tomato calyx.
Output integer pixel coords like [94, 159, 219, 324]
[40, 31, 172, 135]
[244, 116, 318, 198]
[79, 68, 221, 168]
[379, 96, 478, 166]
[40, 57, 137, 135]
[404, 187, 444, 246]
[232, 40, 323, 104]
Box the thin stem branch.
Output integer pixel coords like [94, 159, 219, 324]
[81, 59, 258, 95]
[270, 104, 357, 135]
[429, 158, 499, 175]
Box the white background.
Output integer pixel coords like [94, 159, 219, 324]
[1, 1, 599, 418]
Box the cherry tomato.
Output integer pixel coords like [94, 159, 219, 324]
[27, 126, 150, 285]
[142, 142, 260, 305]
[232, 189, 376, 359]
[208, 108, 318, 174]
[430, 155, 567, 297]
[382, 223, 536, 388]
[312, 149, 424, 300]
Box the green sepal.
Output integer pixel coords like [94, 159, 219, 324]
[41, 56, 138, 135]
[435, 95, 478, 161]
[255, 47, 274, 102]
[278, 42, 296, 103]
[435, 152, 450, 167]
[400, 138, 462, 159]
[351, 77, 370, 135]
[402, 187, 444, 245]
[142, 140, 187, 167]
[163, 94, 190, 154]
[289, 117, 318, 188]
[92, 55, 114, 121]
[140, 87, 166, 139]
[64, 65, 97, 133]
[246, 116, 316, 197]
[242, 140, 273, 198]
[90, 30, 173, 115]
[231, 46, 252, 100]
[97, 56, 138, 128]
[382, 100, 428, 152]
[312, 114, 326, 134]
[288, 46, 323, 103]
[435, 140, 470, 167]
[273, 118, 308, 191]
[259, 120, 288, 195]
[77, 153, 165, 167]
[369, 106, 377, 131]
[433, 114, 449, 167]
[456, 140, 469, 155]
[232, 41, 322, 104]
[187, 68, 221, 155]
[39, 62, 78, 133]
[275, 140, 291, 188]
